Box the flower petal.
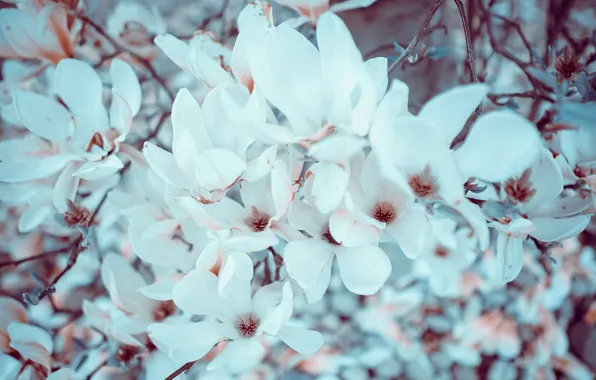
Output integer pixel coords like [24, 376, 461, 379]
[0, 155, 73, 182]
[187, 34, 233, 88]
[530, 214, 591, 242]
[310, 161, 350, 213]
[173, 270, 232, 319]
[143, 142, 192, 189]
[335, 245, 391, 295]
[283, 239, 334, 296]
[455, 110, 542, 183]
[308, 135, 368, 163]
[18, 204, 51, 233]
[385, 206, 431, 259]
[72, 155, 123, 180]
[495, 234, 524, 284]
[523, 149, 564, 213]
[418, 84, 488, 145]
[329, 208, 380, 247]
[154, 34, 189, 69]
[196, 149, 246, 191]
[110, 59, 142, 117]
[13, 91, 71, 141]
[277, 325, 324, 354]
[206, 338, 264, 373]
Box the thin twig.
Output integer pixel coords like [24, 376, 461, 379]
[165, 361, 196, 380]
[488, 91, 555, 105]
[387, 0, 445, 74]
[454, 0, 479, 84]
[0, 245, 72, 269]
[268, 247, 284, 282]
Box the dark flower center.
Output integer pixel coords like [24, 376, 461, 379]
[372, 201, 396, 224]
[408, 165, 439, 199]
[235, 313, 260, 337]
[245, 206, 270, 232]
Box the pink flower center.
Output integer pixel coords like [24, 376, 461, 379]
[245, 206, 270, 232]
[504, 168, 536, 203]
[235, 313, 260, 337]
[408, 165, 439, 199]
[372, 201, 396, 224]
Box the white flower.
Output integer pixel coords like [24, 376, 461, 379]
[8, 322, 54, 370]
[370, 81, 543, 205]
[0, 58, 141, 189]
[283, 198, 391, 302]
[0, 1, 76, 63]
[149, 271, 323, 373]
[329, 152, 432, 259]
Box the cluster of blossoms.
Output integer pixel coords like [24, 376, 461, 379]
[0, 0, 595, 379]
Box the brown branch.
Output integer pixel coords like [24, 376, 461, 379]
[268, 247, 284, 282]
[0, 245, 72, 269]
[454, 0, 479, 84]
[166, 361, 196, 380]
[487, 91, 555, 105]
[387, 0, 445, 74]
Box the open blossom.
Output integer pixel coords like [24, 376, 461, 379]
[273, 0, 378, 26]
[149, 271, 323, 373]
[0, 0, 77, 63]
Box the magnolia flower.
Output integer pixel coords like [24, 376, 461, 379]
[416, 219, 479, 297]
[274, 0, 378, 26]
[329, 152, 432, 259]
[0, 58, 141, 192]
[143, 86, 275, 204]
[0, 297, 28, 352]
[7, 322, 54, 372]
[83, 254, 177, 346]
[149, 271, 323, 373]
[155, 0, 273, 92]
[283, 198, 391, 302]
[370, 81, 543, 206]
[0, 0, 77, 63]
[487, 149, 591, 283]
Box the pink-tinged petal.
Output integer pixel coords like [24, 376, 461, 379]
[495, 234, 524, 284]
[154, 34, 189, 69]
[328, 0, 378, 13]
[455, 110, 542, 183]
[195, 149, 246, 191]
[0, 154, 72, 182]
[242, 145, 277, 183]
[0, 297, 28, 333]
[18, 204, 52, 233]
[283, 239, 334, 294]
[310, 162, 350, 213]
[187, 35, 233, 88]
[13, 91, 71, 141]
[385, 206, 431, 259]
[54, 59, 107, 129]
[364, 57, 388, 102]
[72, 155, 124, 180]
[206, 338, 264, 373]
[251, 24, 324, 137]
[335, 245, 391, 295]
[419, 84, 489, 145]
[317, 12, 362, 123]
[523, 149, 564, 213]
[143, 142, 192, 189]
[110, 59, 142, 117]
[277, 325, 324, 354]
[173, 270, 232, 319]
[308, 135, 368, 163]
[329, 208, 380, 247]
[148, 321, 230, 362]
[8, 322, 53, 368]
[530, 214, 591, 242]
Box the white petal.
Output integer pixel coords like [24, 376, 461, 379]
[195, 149, 246, 191]
[109, 92, 133, 142]
[271, 159, 294, 220]
[206, 338, 264, 373]
[0, 297, 27, 331]
[0, 155, 73, 182]
[308, 135, 368, 163]
[101, 253, 154, 314]
[385, 207, 431, 259]
[242, 145, 277, 183]
[455, 110, 542, 183]
[171, 88, 212, 156]
[454, 199, 489, 250]
[218, 252, 254, 312]
[523, 149, 564, 212]
[187, 35, 233, 88]
[18, 204, 51, 233]
[277, 325, 324, 354]
[530, 214, 591, 242]
[283, 239, 334, 293]
[364, 57, 388, 102]
[310, 162, 350, 213]
[54, 59, 107, 129]
[335, 245, 391, 295]
[419, 84, 488, 145]
[495, 234, 524, 284]
[148, 321, 229, 362]
[8, 322, 53, 368]
[13, 91, 71, 141]
[143, 142, 192, 188]
[173, 270, 231, 319]
[256, 282, 293, 335]
[110, 59, 142, 117]
[328, 0, 377, 13]
[154, 34, 189, 70]
[72, 155, 123, 180]
[329, 208, 380, 247]
[222, 230, 279, 252]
